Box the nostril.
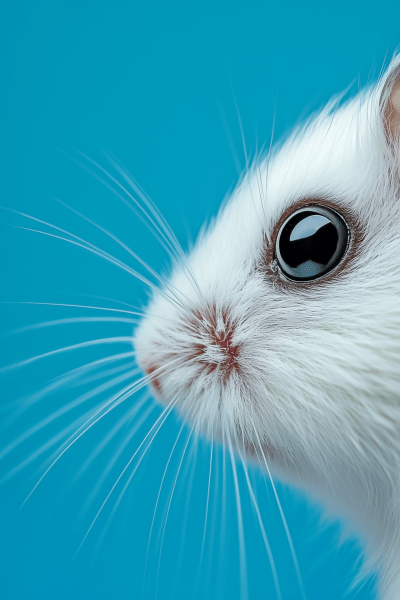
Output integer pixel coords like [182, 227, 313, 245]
[144, 365, 162, 394]
[188, 307, 240, 380]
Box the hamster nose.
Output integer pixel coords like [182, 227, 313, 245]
[143, 364, 162, 394]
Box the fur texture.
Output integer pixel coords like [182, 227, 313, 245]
[134, 56, 400, 598]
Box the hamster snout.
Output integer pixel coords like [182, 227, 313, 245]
[139, 305, 242, 398]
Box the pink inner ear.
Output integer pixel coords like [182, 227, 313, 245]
[383, 67, 400, 140]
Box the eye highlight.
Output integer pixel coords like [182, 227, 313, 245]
[275, 205, 349, 281]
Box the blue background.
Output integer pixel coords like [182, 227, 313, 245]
[1, 2, 399, 599]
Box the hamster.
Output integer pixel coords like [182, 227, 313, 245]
[134, 56, 400, 599]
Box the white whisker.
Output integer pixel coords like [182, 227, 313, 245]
[170, 435, 199, 598]
[1, 368, 138, 484]
[216, 441, 228, 600]
[102, 147, 184, 258]
[197, 435, 213, 578]
[60, 145, 181, 264]
[81, 401, 156, 522]
[19, 372, 154, 507]
[0, 362, 138, 464]
[0, 300, 174, 326]
[5, 316, 138, 337]
[103, 148, 204, 299]
[4, 352, 135, 419]
[155, 425, 194, 600]
[0, 336, 135, 374]
[72, 392, 152, 492]
[250, 419, 306, 600]
[6, 220, 174, 306]
[51, 196, 195, 313]
[70, 362, 137, 389]
[2, 203, 191, 312]
[227, 433, 248, 600]
[74, 394, 179, 556]
[233, 96, 249, 173]
[0, 300, 145, 317]
[237, 447, 281, 600]
[61, 144, 203, 305]
[143, 420, 187, 596]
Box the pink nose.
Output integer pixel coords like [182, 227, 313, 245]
[144, 365, 162, 394]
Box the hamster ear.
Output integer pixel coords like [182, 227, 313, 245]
[380, 62, 400, 142]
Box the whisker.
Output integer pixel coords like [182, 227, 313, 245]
[237, 448, 281, 600]
[234, 96, 249, 173]
[203, 440, 220, 598]
[59, 354, 188, 460]
[5, 316, 139, 337]
[19, 221, 189, 316]
[155, 425, 194, 600]
[74, 394, 179, 556]
[1, 360, 137, 462]
[170, 434, 199, 598]
[217, 101, 242, 176]
[225, 70, 248, 173]
[1, 367, 138, 483]
[261, 106, 277, 240]
[102, 147, 184, 259]
[197, 435, 213, 580]
[101, 148, 203, 299]
[3, 352, 135, 418]
[1, 201, 191, 312]
[216, 440, 228, 600]
[92, 400, 177, 558]
[51, 196, 195, 313]
[19, 371, 157, 507]
[70, 362, 137, 389]
[250, 419, 306, 600]
[5, 219, 182, 310]
[58, 145, 181, 265]
[0, 300, 173, 325]
[227, 432, 248, 600]
[3, 411, 91, 485]
[69, 292, 147, 313]
[79, 395, 155, 518]
[0, 336, 135, 374]
[72, 391, 151, 488]
[60, 144, 203, 303]
[0, 300, 145, 317]
[143, 420, 187, 596]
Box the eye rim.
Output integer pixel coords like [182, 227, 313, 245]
[262, 198, 364, 287]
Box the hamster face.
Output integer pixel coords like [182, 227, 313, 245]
[134, 58, 400, 595]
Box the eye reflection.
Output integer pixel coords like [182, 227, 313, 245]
[275, 206, 349, 281]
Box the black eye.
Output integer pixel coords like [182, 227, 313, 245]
[275, 205, 349, 281]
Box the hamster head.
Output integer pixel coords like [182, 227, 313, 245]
[135, 58, 400, 468]
[134, 59, 400, 589]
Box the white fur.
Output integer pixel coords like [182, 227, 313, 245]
[134, 56, 400, 598]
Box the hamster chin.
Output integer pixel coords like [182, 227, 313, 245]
[134, 56, 400, 599]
